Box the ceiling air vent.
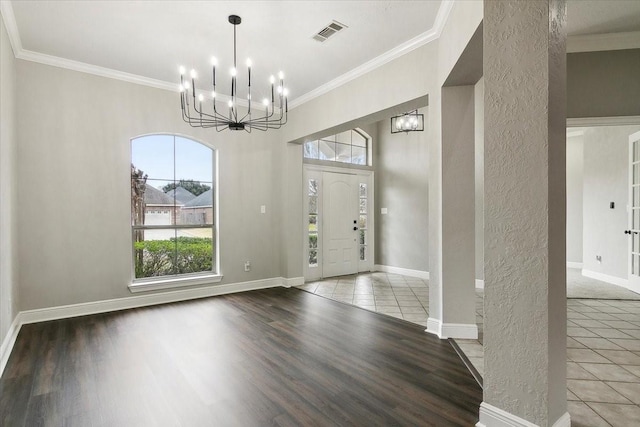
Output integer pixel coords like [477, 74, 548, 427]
[312, 21, 347, 43]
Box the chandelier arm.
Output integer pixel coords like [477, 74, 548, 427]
[238, 110, 251, 123]
[246, 116, 284, 126]
[190, 97, 231, 122]
[246, 110, 286, 125]
[209, 99, 235, 122]
[186, 99, 229, 123]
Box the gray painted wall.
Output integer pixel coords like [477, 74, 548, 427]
[16, 60, 283, 311]
[568, 49, 640, 118]
[374, 107, 429, 272]
[582, 125, 640, 280]
[566, 135, 584, 264]
[0, 16, 19, 342]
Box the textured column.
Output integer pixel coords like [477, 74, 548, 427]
[480, 1, 568, 426]
[427, 85, 477, 339]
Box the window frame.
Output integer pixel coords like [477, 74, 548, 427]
[128, 133, 222, 293]
[303, 128, 372, 167]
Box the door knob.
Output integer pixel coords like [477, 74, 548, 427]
[353, 226, 358, 231]
[625, 230, 632, 234]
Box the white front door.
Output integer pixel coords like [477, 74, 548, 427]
[628, 131, 640, 293]
[323, 172, 359, 277]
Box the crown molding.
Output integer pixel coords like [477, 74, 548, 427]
[289, 0, 454, 109]
[4, 1, 640, 109]
[0, 0, 21, 53]
[19, 49, 179, 91]
[567, 31, 640, 53]
[1, 0, 454, 111]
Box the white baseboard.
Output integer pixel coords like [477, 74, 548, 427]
[476, 279, 484, 289]
[581, 269, 629, 289]
[1, 276, 295, 378]
[283, 277, 304, 288]
[552, 412, 572, 427]
[425, 318, 478, 339]
[442, 323, 478, 339]
[477, 402, 570, 427]
[20, 277, 289, 325]
[426, 317, 442, 337]
[628, 280, 640, 295]
[0, 314, 21, 378]
[567, 262, 583, 269]
[374, 264, 430, 280]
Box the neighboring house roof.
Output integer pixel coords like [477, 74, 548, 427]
[166, 186, 197, 204]
[144, 185, 174, 205]
[183, 189, 213, 208]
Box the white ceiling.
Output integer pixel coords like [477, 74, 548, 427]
[8, 1, 443, 104]
[566, 0, 640, 35]
[4, 1, 640, 106]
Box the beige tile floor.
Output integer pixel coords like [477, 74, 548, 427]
[299, 272, 430, 326]
[299, 272, 640, 427]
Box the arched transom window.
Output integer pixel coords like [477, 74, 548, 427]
[303, 129, 370, 165]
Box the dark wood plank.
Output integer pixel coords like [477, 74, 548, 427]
[0, 287, 482, 426]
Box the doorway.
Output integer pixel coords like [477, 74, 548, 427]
[565, 124, 640, 297]
[303, 165, 373, 281]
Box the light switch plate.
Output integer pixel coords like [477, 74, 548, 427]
[260, 205, 266, 214]
[381, 208, 388, 214]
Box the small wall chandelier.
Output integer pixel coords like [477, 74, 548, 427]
[179, 15, 288, 132]
[390, 110, 424, 134]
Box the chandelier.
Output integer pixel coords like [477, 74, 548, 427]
[390, 110, 424, 134]
[179, 15, 288, 132]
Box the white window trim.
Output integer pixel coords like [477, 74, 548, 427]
[129, 133, 221, 292]
[129, 273, 223, 293]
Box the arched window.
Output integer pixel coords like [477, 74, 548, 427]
[303, 129, 371, 166]
[131, 135, 217, 282]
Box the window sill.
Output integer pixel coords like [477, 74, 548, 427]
[129, 274, 223, 293]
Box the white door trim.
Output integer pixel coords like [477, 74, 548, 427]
[302, 164, 374, 281]
[628, 131, 640, 292]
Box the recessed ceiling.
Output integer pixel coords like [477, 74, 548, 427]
[4, 1, 640, 106]
[8, 1, 443, 104]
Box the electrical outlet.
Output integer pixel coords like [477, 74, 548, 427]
[244, 261, 251, 272]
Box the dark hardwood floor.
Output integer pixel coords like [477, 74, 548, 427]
[0, 287, 482, 426]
